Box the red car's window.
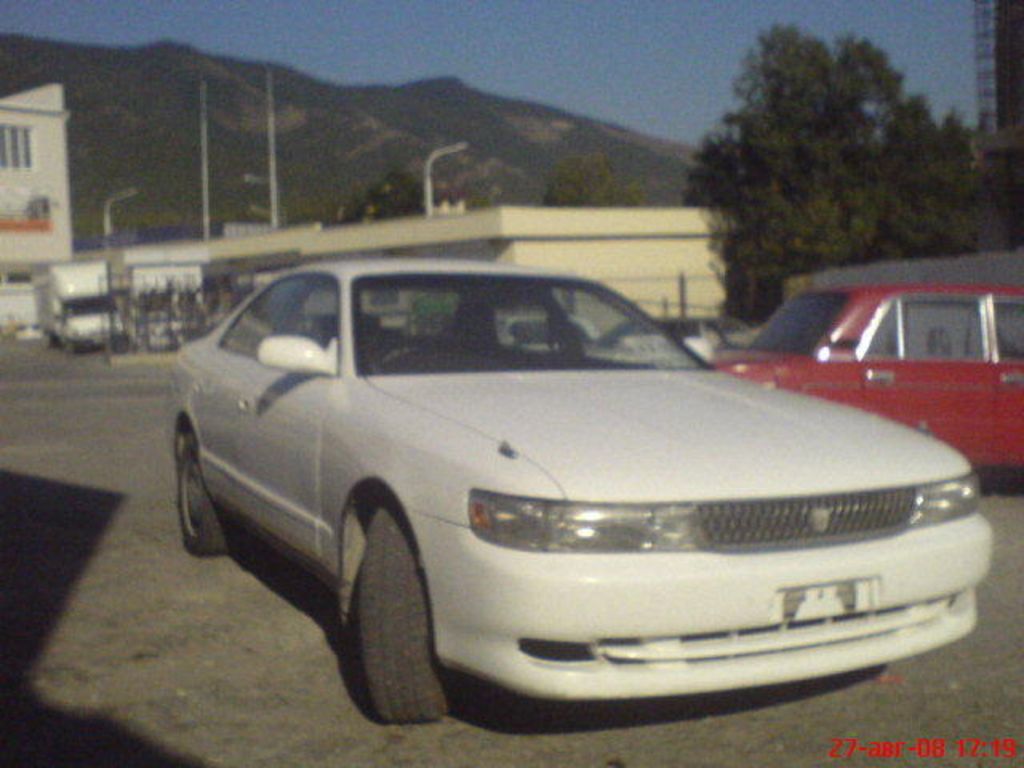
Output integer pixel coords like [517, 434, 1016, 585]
[864, 303, 900, 358]
[749, 292, 848, 355]
[902, 298, 984, 361]
[996, 301, 1024, 360]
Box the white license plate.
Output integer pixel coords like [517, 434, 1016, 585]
[778, 579, 878, 622]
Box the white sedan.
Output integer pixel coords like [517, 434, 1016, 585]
[171, 259, 992, 724]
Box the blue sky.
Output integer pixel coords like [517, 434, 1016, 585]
[4, 0, 976, 144]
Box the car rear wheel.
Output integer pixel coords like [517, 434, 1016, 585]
[175, 431, 227, 557]
[357, 509, 447, 723]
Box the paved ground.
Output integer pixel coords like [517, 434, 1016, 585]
[2, 339, 1021, 767]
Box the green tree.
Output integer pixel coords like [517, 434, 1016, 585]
[341, 169, 423, 222]
[687, 26, 978, 320]
[543, 153, 645, 207]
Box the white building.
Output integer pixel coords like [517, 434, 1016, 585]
[0, 84, 73, 329]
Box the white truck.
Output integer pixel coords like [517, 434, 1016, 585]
[33, 260, 116, 351]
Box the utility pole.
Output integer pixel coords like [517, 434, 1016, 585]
[200, 79, 211, 240]
[266, 67, 280, 229]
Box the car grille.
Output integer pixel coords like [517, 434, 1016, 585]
[696, 487, 917, 551]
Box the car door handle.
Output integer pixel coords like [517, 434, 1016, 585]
[1000, 371, 1024, 387]
[866, 369, 895, 385]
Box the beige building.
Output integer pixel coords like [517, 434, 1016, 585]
[0, 84, 73, 277]
[187, 206, 723, 317]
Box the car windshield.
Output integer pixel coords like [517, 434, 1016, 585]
[353, 274, 700, 375]
[63, 295, 113, 317]
[749, 292, 849, 355]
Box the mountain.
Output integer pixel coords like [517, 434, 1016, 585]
[0, 35, 694, 237]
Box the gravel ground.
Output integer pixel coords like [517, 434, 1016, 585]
[2, 340, 1021, 768]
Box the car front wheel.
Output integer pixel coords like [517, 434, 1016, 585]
[356, 508, 447, 723]
[175, 431, 227, 557]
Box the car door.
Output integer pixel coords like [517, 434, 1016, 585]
[217, 273, 340, 556]
[186, 335, 253, 501]
[993, 297, 1024, 466]
[861, 294, 994, 466]
[786, 346, 868, 409]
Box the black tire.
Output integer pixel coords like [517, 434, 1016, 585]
[175, 431, 227, 557]
[357, 509, 447, 723]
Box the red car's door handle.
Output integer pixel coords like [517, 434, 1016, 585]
[866, 368, 895, 385]
[1000, 371, 1024, 387]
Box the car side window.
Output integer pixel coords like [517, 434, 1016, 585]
[496, 305, 557, 352]
[902, 298, 984, 361]
[220, 274, 340, 359]
[864, 303, 900, 358]
[995, 300, 1024, 360]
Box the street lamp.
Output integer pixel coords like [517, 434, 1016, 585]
[423, 142, 468, 217]
[103, 187, 138, 239]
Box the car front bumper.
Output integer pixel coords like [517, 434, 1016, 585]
[419, 513, 992, 700]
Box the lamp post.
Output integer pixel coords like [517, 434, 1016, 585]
[423, 142, 468, 217]
[103, 187, 138, 239]
[200, 79, 210, 241]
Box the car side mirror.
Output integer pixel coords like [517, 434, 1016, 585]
[257, 335, 337, 376]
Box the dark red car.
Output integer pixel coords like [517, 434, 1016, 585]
[716, 284, 1024, 469]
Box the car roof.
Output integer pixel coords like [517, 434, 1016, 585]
[293, 257, 577, 282]
[816, 283, 1024, 299]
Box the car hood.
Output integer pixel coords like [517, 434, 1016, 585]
[368, 371, 969, 502]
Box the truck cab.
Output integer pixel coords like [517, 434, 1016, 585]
[33, 260, 117, 351]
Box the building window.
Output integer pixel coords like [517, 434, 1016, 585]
[0, 124, 33, 170]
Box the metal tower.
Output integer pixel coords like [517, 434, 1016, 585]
[975, 0, 998, 132]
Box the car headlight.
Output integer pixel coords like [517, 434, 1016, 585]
[468, 490, 700, 552]
[910, 474, 979, 527]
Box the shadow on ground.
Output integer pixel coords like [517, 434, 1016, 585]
[221, 522, 883, 734]
[444, 666, 882, 734]
[1, 470, 204, 767]
[220, 523, 375, 720]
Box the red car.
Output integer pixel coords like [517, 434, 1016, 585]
[716, 284, 1024, 469]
